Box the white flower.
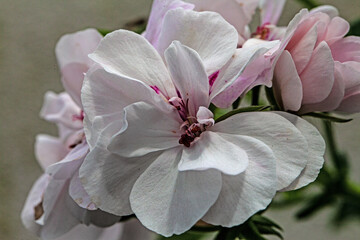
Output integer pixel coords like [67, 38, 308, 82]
[80, 9, 325, 237]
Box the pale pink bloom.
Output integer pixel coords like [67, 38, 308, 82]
[80, 9, 324, 236]
[272, 8, 360, 113]
[22, 29, 153, 239]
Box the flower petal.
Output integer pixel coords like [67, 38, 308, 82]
[130, 148, 222, 237]
[35, 134, 68, 170]
[179, 131, 248, 175]
[165, 41, 209, 116]
[60, 63, 88, 107]
[276, 112, 325, 191]
[144, 0, 194, 47]
[310, 5, 339, 18]
[299, 64, 345, 113]
[212, 112, 308, 190]
[273, 50, 303, 111]
[82, 68, 172, 149]
[55, 28, 102, 69]
[46, 142, 88, 180]
[202, 134, 276, 226]
[259, 0, 286, 25]
[54, 223, 123, 240]
[330, 36, 360, 62]
[79, 146, 160, 216]
[324, 17, 350, 45]
[89, 30, 176, 98]
[69, 171, 96, 210]
[21, 174, 49, 236]
[300, 41, 335, 104]
[108, 102, 181, 158]
[157, 8, 238, 75]
[210, 40, 280, 101]
[337, 90, 360, 113]
[40, 92, 82, 139]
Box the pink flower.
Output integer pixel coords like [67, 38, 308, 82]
[22, 29, 153, 239]
[272, 8, 360, 113]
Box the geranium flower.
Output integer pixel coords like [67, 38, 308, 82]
[80, 9, 325, 236]
[21, 29, 152, 240]
[271, 7, 360, 113]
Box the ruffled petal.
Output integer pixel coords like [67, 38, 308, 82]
[130, 148, 222, 237]
[310, 5, 339, 19]
[330, 36, 360, 62]
[157, 8, 238, 75]
[179, 131, 248, 175]
[202, 134, 276, 226]
[212, 112, 308, 190]
[165, 41, 210, 116]
[54, 224, 123, 240]
[89, 30, 176, 98]
[108, 102, 181, 158]
[276, 112, 325, 191]
[79, 146, 160, 216]
[81, 68, 172, 149]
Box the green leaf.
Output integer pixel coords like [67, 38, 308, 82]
[296, 194, 335, 219]
[97, 28, 113, 36]
[257, 225, 283, 240]
[304, 112, 352, 123]
[251, 215, 282, 230]
[215, 105, 271, 123]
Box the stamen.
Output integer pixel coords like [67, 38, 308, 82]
[253, 22, 271, 40]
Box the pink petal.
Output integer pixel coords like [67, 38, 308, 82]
[259, 0, 286, 25]
[300, 41, 334, 104]
[273, 50, 303, 111]
[324, 17, 350, 45]
[330, 36, 360, 62]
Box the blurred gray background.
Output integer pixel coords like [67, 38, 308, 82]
[0, 0, 359, 239]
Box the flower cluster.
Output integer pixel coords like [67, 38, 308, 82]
[21, 0, 360, 239]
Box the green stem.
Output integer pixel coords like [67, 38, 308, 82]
[295, 0, 319, 8]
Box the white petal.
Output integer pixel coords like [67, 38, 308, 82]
[130, 148, 222, 237]
[60, 63, 88, 107]
[179, 131, 248, 175]
[40, 91, 82, 140]
[81, 68, 172, 148]
[108, 102, 181, 158]
[55, 28, 102, 69]
[69, 171, 96, 210]
[196, 106, 215, 125]
[46, 142, 88, 180]
[212, 112, 308, 190]
[165, 41, 210, 116]
[89, 30, 176, 97]
[276, 112, 325, 191]
[35, 134, 68, 170]
[202, 134, 276, 226]
[144, 0, 194, 47]
[40, 179, 80, 239]
[157, 8, 238, 75]
[21, 174, 49, 235]
[79, 146, 161, 216]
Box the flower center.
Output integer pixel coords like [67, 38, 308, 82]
[253, 23, 271, 40]
[179, 122, 204, 147]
